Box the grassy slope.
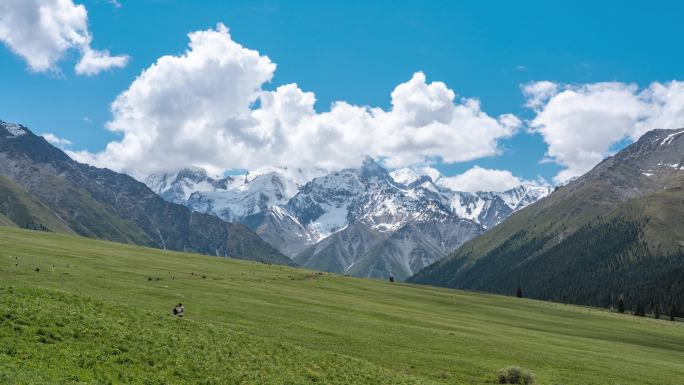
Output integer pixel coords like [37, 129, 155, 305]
[16, 170, 155, 245]
[0, 287, 423, 385]
[0, 213, 16, 227]
[618, 174, 684, 249]
[0, 176, 74, 234]
[410, 175, 684, 300]
[412, 132, 684, 292]
[1, 227, 684, 385]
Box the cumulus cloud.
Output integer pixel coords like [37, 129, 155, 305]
[0, 0, 129, 75]
[75, 47, 129, 75]
[524, 80, 684, 183]
[72, 23, 519, 178]
[437, 166, 536, 193]
[389, 165, 443, 185]
[42, 132, 73, 147]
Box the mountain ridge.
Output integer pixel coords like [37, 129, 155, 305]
[147, 157, 551, 280]
[409, 127, 684, 315]
[0, 120, 292, 266]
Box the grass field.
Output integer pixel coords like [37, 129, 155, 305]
[1, 227, 683, 385]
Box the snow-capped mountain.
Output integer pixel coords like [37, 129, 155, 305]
[146, 158, 551, 280]
[145, 167, 325, 222]
[390, 168, 552, 229]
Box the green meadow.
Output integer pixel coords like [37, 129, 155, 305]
[1, 227, 683, 385]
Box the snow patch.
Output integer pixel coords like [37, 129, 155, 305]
[3, 123, 26, 138]
[661, 130, 684, 146]
[307, 203, 349, 241]
[390, 166, 441, 185]
[390, 168, 421, 185]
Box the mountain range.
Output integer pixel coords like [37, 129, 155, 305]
[3, 119, 681, 316]
[410, 128, 684, 316]
[0, 121, 291, 266]
[147, 158, 551, 280]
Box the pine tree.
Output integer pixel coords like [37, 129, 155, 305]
[516, 287, 523, 298]
[654, 305, 660, 320]
[635, 303, 646, 317]
[670, 305, 676, 322]
[617, 296, 625, 314]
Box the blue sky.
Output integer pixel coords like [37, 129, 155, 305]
[1, 0, 683, 188]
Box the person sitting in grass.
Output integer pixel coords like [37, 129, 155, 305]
[172, 303, 185, 317]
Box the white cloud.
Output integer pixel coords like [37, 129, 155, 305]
[523, 81, 558, 109]
[437, 166, 535, 193]
[0, 0, 128, 75]
[42, 132, 72, 147]
[524, 80, 684, 183]
[75, 47, 129, 75]
[391, 164, 540, 192]
[389, 165, 442, 185]
[72, 23, 519, 178]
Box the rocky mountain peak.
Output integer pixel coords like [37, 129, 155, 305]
[1, 120, 28, 138]
[144, 153, 552, 280]
[359, 156, 392, 181]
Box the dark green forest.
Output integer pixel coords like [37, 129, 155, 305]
[412, 218, 684, 317]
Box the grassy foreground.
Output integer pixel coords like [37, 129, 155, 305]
[1, 227, 683, 385]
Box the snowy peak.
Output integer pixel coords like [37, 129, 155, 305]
[147, 160, 551, 243]
[495, 184, 553, 211]
[147, 159, 551, 279]
[146, 167, 305, 222]
[390, 168, 421, 185]
[285, 168, 365, 240]
[390, 166, 441, 186]
[360, 157, 393, 182]
[1, 121, 28, 138]
[145, 168, 232, 202]
[245, 166, 328, 193]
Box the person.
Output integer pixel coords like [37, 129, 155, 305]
[172, 303, 184, 317]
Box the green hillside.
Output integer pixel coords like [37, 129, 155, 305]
[0, 121, 291, 266]
[0, 176, 74, 234]
[0, 213, 16, 227]
[2, 227, 684, 385]
[410, 128, 684, 315]
[0, 287, 421, 385]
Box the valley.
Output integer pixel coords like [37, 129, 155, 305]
[2, 227, 683, 385]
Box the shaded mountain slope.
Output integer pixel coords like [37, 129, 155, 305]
[347, 217, 482, 280]
[0, 120, 291, 265]
[0, 176, 74, 233]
